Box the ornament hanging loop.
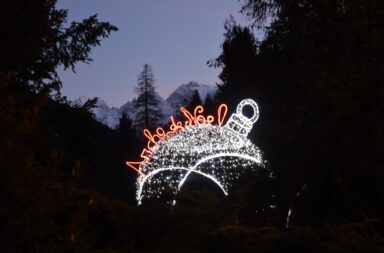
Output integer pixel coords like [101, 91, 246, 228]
[236, 99, 259, 124]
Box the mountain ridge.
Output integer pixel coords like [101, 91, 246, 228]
[72, 81, 218, 129]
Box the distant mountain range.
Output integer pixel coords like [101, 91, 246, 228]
[72, 81, 218, 128]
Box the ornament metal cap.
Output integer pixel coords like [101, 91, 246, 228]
[224, 99, 259, 137]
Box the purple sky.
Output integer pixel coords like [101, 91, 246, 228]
[57, 0, 249, 107]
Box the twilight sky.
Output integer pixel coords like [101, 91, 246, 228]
[57, 0, 249, 107]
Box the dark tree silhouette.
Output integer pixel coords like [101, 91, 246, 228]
[134, 64, 163, 130]
[0, 0, 117, 93]
[211, 0, 384, 224]
[185, 90, 202, 112]
[118, 112, 133, 136]
[203, 93, 217, 116]
[208, 17, 258, 109]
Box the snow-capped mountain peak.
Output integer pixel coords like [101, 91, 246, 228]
[72, 81, 217, 129]
[95, 97, 109, 109]
[72, 95, 91, 107]
[166, 81, 217, 109]
[72, 96, 109, 109]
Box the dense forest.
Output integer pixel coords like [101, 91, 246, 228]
[1, 0, 383, 252]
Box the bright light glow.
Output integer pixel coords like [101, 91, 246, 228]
[177, 153, 262, 192]
[136, 167, 228, 205]
[126, 99, 267, 204]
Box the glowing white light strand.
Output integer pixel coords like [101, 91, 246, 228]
[136, 153, 263, 204]
[137, 167, 228, 205]
[128, 99, 267, 204]
[176, 153, 262, 191]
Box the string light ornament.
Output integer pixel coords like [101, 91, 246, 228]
[126, 99, 267, 205]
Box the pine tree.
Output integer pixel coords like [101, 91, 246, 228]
[203, 93, 216, 116]
[213, 0, 384, 222]
[118, 112, 133, 134]
[208, 17, 258, 108]
[117, 112, 139, 155]
[134, 64, 163, 130]
[186, 90, 202, 112]
[0, 0, 117, 93]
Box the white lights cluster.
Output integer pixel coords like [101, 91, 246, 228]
[126, 99, 266, 205]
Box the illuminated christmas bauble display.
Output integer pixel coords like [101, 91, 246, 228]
[126, 99, 267, 204]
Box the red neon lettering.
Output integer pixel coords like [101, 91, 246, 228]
[169, 116, 183, 132]
[217, 104, 228, 127]
[126, 103, 229, 175]
[180, 107, 194, 126]
[126, 161, 145, 176]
